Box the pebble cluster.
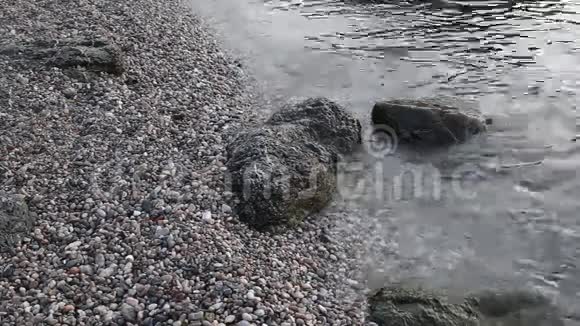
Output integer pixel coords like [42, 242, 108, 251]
[0, 0, 367, 324]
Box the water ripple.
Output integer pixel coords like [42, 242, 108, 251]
[265, 0, 580, 95]
[192, 0, 580, 308]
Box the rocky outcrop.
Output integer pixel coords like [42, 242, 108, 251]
[0, 38, 125, 75]
[371, 97, 486, 147]
[226, 98, 361, 228]
[0, 194, 34, 254]
[368, 286, 564, 326]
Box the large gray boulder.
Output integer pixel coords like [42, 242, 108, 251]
[0, 194, 34, 254]
[226, 98, 361, 228]
[371, 97, 486, 147]
[368, 286, 564, 326]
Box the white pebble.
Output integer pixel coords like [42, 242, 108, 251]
[202, 210, 214, 223]
[241, 313, 252, 321]
[224, 315, 236, 323]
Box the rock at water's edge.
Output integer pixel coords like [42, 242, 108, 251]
[226, 98, 361, 228]
[371, 97, 486, 147]
[368, 287, 479, 326]
[368, 286, 565, 326]
[469, 290, 564, 326]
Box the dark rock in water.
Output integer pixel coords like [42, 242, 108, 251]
[371, 97, 486, 147]
[226, 98, 361, 228]
[0, 38, 125, 75]
[368, 286, 564, 326]
[368, 287, 479, 326]
[469, 290, 564, 326]
[0, 194, 34, 254]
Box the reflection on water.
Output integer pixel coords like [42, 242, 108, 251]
[191, 0, 580, 313]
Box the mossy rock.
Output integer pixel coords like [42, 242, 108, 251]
[226, 98, 361, 228]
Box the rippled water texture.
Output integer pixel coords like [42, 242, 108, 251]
[191, 0, 580, 313]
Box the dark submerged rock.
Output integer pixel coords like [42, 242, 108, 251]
[368, 286, 564, 326]
[226, 98, 361, 228]
[371, 97, 486, 147]
[470, 290, 564, 326]
[368, 287, 479, 326]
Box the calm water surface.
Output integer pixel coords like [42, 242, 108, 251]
[190, 0, 580, 314]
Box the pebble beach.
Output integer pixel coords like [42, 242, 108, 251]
[0, 0, 367, 325]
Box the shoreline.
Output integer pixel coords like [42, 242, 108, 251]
[0, 0, 365, 325]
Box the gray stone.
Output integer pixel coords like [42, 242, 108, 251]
[241, 313, 252, 321]
[1, 38, 125, 75]
[99, 264, 117, 278]
[125, 297, 140, 308]
[371, 97, 486, 147]
[226, 98, 361, 228]
[0, 194, 34, 254]
[141, 198, 154, 213]
[221, 204, 232, 214]
[95, 253, 106, 267]
[121, 303, 138, 322]
[96, 209, 107, 218]
[155, 226, 170, 238]
[224, 315, 236, 323]
[189, 312, 204, 320]
[62, 87, 77, 98]
[166, 234, 176, 248]
[79, 265, 94, 275]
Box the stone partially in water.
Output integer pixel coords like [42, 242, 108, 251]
[469, 290, 565, 326]
[367, 287, 479, 326]
[371, 97, 486, 147]
[226, 98, 361, 228]
[0, 194, 34, 254]
[368, 286, 565, 326]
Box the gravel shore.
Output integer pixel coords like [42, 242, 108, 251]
[0, 0, 366, 325]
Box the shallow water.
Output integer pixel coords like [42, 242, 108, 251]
[190, 0, 580, 313]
